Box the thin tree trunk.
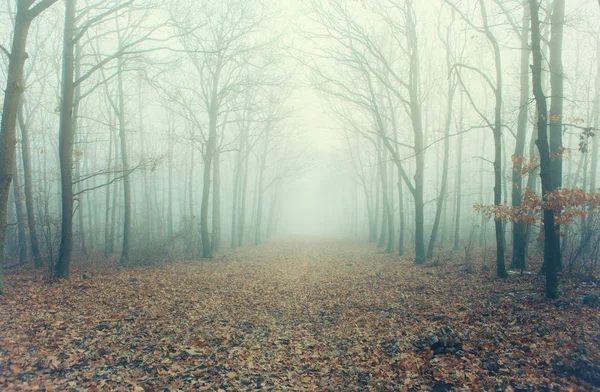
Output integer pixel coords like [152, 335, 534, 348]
[117, 59, 131, 265]
[12, 157, 27, 264]
[377, 145, 388, 249]
[427, 40, 455, 259]
[397, 169, 405, 256]
[167, 114, 174, 240]
[212, 149, 221, 252]
[547, 0, 565, 271]
[511, 4, 531, 270]
[254, 131, 269, 246]
[480, 0, 507, 278]
[73, 50, 86, 256]
[372, 161, 380, 243]
[104, 112, 114, 258]
[231, 150, 241, 248]
[139, 81, 151, 248]
[237, 146, 249, 247]
[453, 131, 464, 251]
[18, 101, 42, 267]
[200, 92, 218, 259]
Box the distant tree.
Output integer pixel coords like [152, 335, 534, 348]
[427, 10, 458, 260]
[445, 0, 508, 278]
[172, 0, 271, 258]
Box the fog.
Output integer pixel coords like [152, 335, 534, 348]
[1, 0, 599, 282]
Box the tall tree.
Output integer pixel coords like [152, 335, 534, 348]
[0, 0, 58, 293]
[427, 13, 457, 259]
[509, 3, 531, 270]
[55, 0, 77, 279]
[546, 0, 565, 271]
[18, 100, 42, 267]
[530, 0, 559, 298]
[447, 0, 508, 278]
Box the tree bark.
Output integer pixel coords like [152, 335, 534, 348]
[237, 145, 249, 247]
[427, 28, 455, 258]
[585, 41, 600, 252]
[55, 0, 76, 279]
[12, 157, 27, 264]
[167, 114, 174, 240]
[212, 149, 221, 252]
[530, 0, 559, 298]
[397, 171, 405, 256]
[480, 0, 507, 278]
[117, 58, 131, 265]
[407, 2, 426, 264]
[453, 131, 464, 251]
[0, 0, 58, 292]
[546, 0, 565, 271]
[17, 100, 42, 267]
[511, 4, 531, 270]
[201, 92, 218, 259]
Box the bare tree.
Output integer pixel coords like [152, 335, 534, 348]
[0, 0, 59, 293]
[529, 0, 559, 298]
[445, 0, 508, 278]
[172, 0, 271, 258]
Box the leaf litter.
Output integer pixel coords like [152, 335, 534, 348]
[0, 239, 598, 391]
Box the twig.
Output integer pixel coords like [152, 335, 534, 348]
[0, 45, 9, 58]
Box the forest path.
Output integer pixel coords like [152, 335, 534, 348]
[0, 239, 598, 390]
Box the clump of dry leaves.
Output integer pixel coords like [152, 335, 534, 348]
[0, 239, 598, 391]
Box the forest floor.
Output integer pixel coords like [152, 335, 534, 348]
[0, 239, 599, 391]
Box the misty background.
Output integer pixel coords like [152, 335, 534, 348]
[0, 0, 599, 278]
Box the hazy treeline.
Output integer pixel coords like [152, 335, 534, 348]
[0, 0, 309, 294]
[300, 0, 599, 297]
[1, 0, 599, 298]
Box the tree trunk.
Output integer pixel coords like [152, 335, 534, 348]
[397, 170, 405, 256]
[231, 149, 241, 248]
[427, 41, 455, 259]
[237, 146, 249, 247]
[104, 112, 115, 258]
[212, 149, 221, 252]
[0, 0, 57, 293]
[117, 59, 131, 265]
[372, 161, 380, 243]
[55, 0, 76, 279]
[167, 114, 174, 240]
[73, 49, 85, 256]
[266, 184, 279, 240]
[478, 136, 486, 248]
[453, 131, 463, 251]
[139, 81, 151, 248]
[201, 94, 217, 259]
[17, 101, 42, 267]
[407, 4, 426, 265]
[377, 146, 389, 249]
[12, 157, 27, 264]
[530, 0, 559, 298]
[511, 4, 531, 270]
[584, 41, 600, 252]
[480, 0, 507, 278]
[187, 138, 195, 257]
[255, 129, 270, 246]
[547, 0, 565, 270]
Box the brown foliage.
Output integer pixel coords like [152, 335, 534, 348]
[0, 240, 598, 390]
